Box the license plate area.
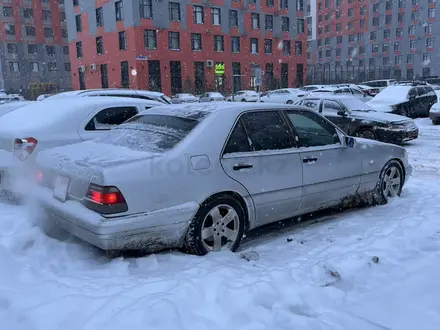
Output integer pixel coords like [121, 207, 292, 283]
[53, 175, 70, 202]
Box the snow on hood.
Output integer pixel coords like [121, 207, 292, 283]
[351, 110, 409, 123]
[37, 141, 161, 169]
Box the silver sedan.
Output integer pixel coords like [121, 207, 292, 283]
[34, 103, 412, 256]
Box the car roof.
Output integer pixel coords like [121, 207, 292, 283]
[302, 94, 355, 101]
[0, 96, 161, 134]
[50, 89, 165, 98]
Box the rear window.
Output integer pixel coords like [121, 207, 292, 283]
[95, 113, 209, 153]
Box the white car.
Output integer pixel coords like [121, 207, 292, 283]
[36, 94, 52, 101]
[0, 97, 162, 196]
[47, 89, 172, 104]
[261, 88, 307, 104]
[226, 90, 259, 102]
[300, 85, 329, 91]
[199, 92, 225, 102]
[171, 93, 199, 104]
[360, 79, 396, 92]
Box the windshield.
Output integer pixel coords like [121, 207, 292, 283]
[340, 98, 375, 111]
[369, 86, 410, 103]
[95, 113, 208, 153]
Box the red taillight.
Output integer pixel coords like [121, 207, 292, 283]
[86, 184, 126, 205]
[13, 137, 38, 161]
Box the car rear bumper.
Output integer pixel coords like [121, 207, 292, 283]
[429, 111, 440, 121]
[34, 185, 199, 252]
[375, 128, 419, 144]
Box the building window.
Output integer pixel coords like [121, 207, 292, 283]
[60, 11, 66, 22]
[3, 6, 13, 17]
[25, 26, 35, 36]
[193, 5, 203, 24]
[423, 53, 431, 62]
[211, 8, 221, 25]
[96, 7, 103, 26]
[231, 36, 240, 53]
[266, 0, 274, 6]
[370, 31, 376, 40]
[348, 8, 353, 17]
[64, 62, 71, 71]
[75, 14, 82, 32]
[30, 62, 39, 72]
[382, 43, 389, 52]
[5, 24, 15, 35]
[7, 43, 17, 53]
[44, 27, 53, 38]
[395, 56, 401, 65]
[251, 13, 260, 29]
[394, 41, 400, 51]
[428, 8, 435, 18]
[168, 31, 180, 50]
[140, 0, 153, 19]
[169, 2, 181, 21]
[409, 40, 416, 49]
[385, 15, 392, 24]
[265, 14, 273, 30]
[73, 0, 79, 6]
[191, 33, 202, 51]
[76, 41, 82, 58]
[383, 57, 389, 65]
[63, 46, 69, 55]
[425, 23, 433, 33]
[96, 36, 103, 55]
[371, 44, 378, 53]
[115, 1, 123, 21]
[46, 45, 55, 56]
[48, 62, 57, 72]
[398, 13, 404, 23]
[396, 28, 403, 37]
[118, 31, 127, 50]
[42, 10, 51, 20]
[280, 0, 288, 9]
[229, 10, 238, 27]
[408, 25, 416, 35]
[61, 28, 68, 38]
[372, 17, 379, 26]
[264, 39, 272, 54]
[295, 41, 302, 55]
[9, 62, 19, 72]
[121, 61, 129, 88]
[427, 38, 434, 48]
[214, 35, 224, 52]
[250, 38, 258, 54]
[281, 17, 289, 32]
[407, 54, 413, 64]
[297, 19, 304, 33]
[28, 44, 37, 54]
[144, 29, 156, 49]
[100, 64, 108, 88]
[24, 8, 33, 18]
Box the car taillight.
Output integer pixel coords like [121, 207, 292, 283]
[83, 184, 128, 214]
[13, 137, 38, 161]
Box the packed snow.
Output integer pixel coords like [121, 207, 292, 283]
[1, 119, 440, 330]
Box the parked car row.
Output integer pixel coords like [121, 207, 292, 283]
[0, 92, 412, 257]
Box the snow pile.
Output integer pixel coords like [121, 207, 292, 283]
[0, 123, 440, 329]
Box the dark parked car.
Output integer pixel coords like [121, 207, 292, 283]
[296, 95, 419, 145]
[367, 82, 437, 118]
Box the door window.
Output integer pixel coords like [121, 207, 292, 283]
[301, 99, 320, 111]
[351, 88, 364, 95]
[85, 106, 139, 130]
[416, 87, 426, 96]
[241, 111, 294, 151]
[223, 120, 252, 154]
[286, 110, 341, 147]
[408, 88, 418, 99]
[322, 100, 344, 114]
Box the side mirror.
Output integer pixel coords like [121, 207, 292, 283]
[344, 136, 356, 148]
[337, 110, 347, 117]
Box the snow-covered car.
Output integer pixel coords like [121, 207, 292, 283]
[36, 94, 52, 101]
[261, 88, 307, 104]
[47, 89, 172, 104]
[0, 93, 25, 103]
[360, 79, 397, 92]
[0, 97, 162, 196]
[171, 93, 199, 104]
[34, 103, 412, 256]
[367, 84, 437, 118]
[0, 101, 35, 117]
[226, 90, 259, 102]
[429, 90, 440, 125]
[330, 87, 371, 101]
[296, 95, 418, 144]
[300, 84, 329, 91]
[357, 84, 380, 97]
[199, 92, 225, 102]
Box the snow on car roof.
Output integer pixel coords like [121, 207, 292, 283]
[302, 94, 354, 100]
[0, 97, 156, 133]
[49, 89, 165, 99]
[369, 85, 411, 104]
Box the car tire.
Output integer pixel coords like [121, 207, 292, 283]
[432, 119, 440, 125]
[241, 99, 246, 102]
[358, 128, 376, 140]
[185, 195, 245, 256]
[373, 160, 404, 205]
[286, 100, 294, 104]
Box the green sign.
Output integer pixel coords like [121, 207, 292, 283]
[215, 63, 225, 75]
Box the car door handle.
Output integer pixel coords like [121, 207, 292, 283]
[302, 157, 318, 163]
[233, 163, 253, 171]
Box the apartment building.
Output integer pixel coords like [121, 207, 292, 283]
[306, 0, 439, 83]
[66, 0, 308, 96]
[0, 0, 71, 95]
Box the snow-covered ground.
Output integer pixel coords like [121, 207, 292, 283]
[1, 118, 440, 330]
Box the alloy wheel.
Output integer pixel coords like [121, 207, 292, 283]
[381, 166, 402, 200]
